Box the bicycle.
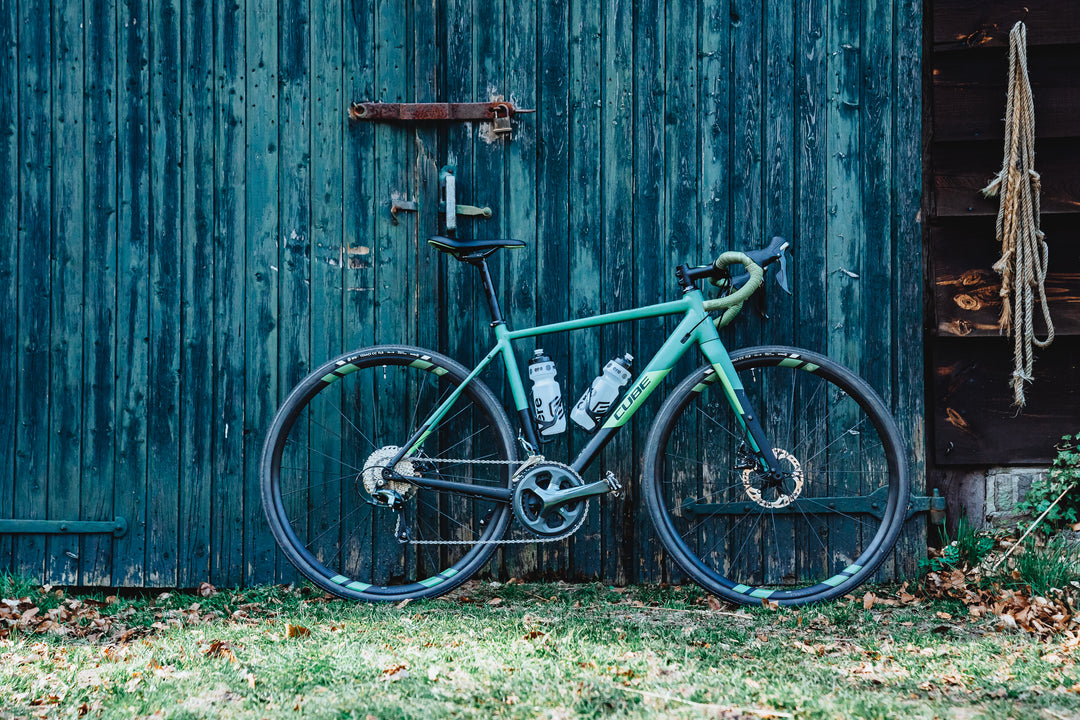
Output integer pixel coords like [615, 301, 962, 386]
[260, 235, 910, 606]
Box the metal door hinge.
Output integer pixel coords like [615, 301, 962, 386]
[0, 517, 129, 537]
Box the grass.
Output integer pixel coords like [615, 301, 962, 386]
[1006, 535, 1080, 597]
[3, 579, 1080, 720]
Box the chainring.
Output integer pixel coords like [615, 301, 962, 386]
[511, 461, 589, 538]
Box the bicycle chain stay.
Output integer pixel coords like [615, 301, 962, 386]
[392, 454, 591, 546]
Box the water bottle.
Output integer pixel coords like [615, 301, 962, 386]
[570, 354, 634, 431]
[528, 349, 566, 437]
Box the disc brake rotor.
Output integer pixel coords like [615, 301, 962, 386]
[742, 448, 804, 509]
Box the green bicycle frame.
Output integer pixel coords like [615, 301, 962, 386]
[390, 283, 781, 503]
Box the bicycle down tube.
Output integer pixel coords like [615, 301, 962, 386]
[388, 288, 781, 500]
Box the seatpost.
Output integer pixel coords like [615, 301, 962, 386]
[470, 255, 506, 326]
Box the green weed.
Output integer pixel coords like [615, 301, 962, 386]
[1015, 433, 1080, 531]
[1005, 534, 1080, 596]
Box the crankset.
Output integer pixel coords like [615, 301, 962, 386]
[511, 462, 590, 538]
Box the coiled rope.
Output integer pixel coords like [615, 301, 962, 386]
[981, 21, 1054, 408]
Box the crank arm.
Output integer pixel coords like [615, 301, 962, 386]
[384, 472, 513, 503]
[539, 480, 612, 512]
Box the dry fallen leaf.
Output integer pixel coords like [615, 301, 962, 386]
[202, 640, 238, 663]
[381, 664, 409, 682]
[285, 624, 310, 638]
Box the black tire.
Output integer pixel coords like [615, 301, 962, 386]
[643, 346, 910, 605]
[260, 345, 517, 602]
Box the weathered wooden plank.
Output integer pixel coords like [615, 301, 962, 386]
[411, 0, 443, 583]
[244, 0, 280, 585]
[502, 0, 539, 579]
[435, 0, 477, 580]
[113, 0, 151, 587]
[146, 0, 183, 587]
[211, 0, 247, 587]
[536, 0, 571, 578]
[371, 0, 409, 582]
[45, 0, 85, 585]
[932, 140, 1080, 217]
[659, 0, 700, 586]
[277, 0, 310, 583]
[893, 0, 926, 581]
[863, 0, 896, 584]
[762, 0, 797, 586]
[80, 0, 118, 586]
[340, 0, 375, 584]
[932, 337, 1080, 465]
[793, 0, 831, 585]
[178, 0, 214, 588]
[306, 0, 344, 589]
[599, 0, 633, 585]
[631, 0, 664, 584]
[0, 0, 19, 572]
[565, 0, 602, 580]
[15, 0, 54, 579]
[933, 0, 1080, 51]
[697, 0, 731, 589]
[825, 0, 865, 590]
[933, 47, 1080, 142]
[930, 217, 1079, 337]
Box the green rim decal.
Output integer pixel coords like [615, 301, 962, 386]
[822, 574, 847, 587]
[321, 363, 361, 384]
[732, 584, 752, 594]
[330, 575, 349, 585]
[843, 564, 862, 575]
[779, 358, 802, 368]
[418, 568, 459, 589]
[346, 581, 371, 592]
[410, 358, 449, 376]
[750, 588, 775, 599]
[803, 363, 819, 373]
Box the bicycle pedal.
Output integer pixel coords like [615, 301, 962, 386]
[602, 471, 623, 498]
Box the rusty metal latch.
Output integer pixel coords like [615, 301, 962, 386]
[349, 100, 533, 138]
[349, 101, 534, 122]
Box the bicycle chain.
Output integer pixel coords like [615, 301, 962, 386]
[393, 454, 590, 546]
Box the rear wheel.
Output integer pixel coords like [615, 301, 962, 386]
[643, 346, 909, 605]
[260, 345, 517, 602]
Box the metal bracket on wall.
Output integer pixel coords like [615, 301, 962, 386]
[0, 517, 129, 537]
[681, 488, 946, 525]
[389, 197, 417, 225]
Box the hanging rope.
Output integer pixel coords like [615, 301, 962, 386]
[981, 21, 1054, 408]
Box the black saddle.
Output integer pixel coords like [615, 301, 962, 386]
[427, 235, 525, 260]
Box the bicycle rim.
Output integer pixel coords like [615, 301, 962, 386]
[261, 345, 516, 601]
[644, 346, 909, 605]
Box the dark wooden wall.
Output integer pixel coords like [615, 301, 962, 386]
[927, 1, 1080, 467]
[0, 0, 924, 587]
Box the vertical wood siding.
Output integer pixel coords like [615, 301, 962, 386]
[0, 0, 924, 586]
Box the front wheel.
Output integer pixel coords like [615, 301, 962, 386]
[260, 345, 517, 602]
[643, 346, 910, 605]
